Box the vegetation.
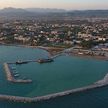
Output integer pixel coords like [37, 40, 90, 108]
[81, 40, 94, 49]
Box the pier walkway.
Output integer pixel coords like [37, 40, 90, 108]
[51, 52, 64, 59]
[8, 52, 64, 64]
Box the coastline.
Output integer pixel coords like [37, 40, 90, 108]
[0, 42, 107, 61]
[0, 43, 65, 54]
[68, 53, 108, 61]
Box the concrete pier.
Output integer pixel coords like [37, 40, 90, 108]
[3, 63, 32, 83]
[0, 72, 108, 103]
[95, 73, 108, 84]
[51, 52, 64, 59]
[7, 51, 64, 65]
[3, 63, 14, 82]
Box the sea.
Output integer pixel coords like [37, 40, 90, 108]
[0, 45, 108, 108]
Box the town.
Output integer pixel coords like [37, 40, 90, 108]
[0, 18, 108, 50]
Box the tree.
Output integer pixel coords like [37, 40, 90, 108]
[81, 40, 93, 49]
[6, 36, 15, 43]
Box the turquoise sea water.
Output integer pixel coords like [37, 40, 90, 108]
[0, 45, 108, 107]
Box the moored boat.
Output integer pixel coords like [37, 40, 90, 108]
[16, 60, 28, 64]
[37, 58, 54, 63]
[14, 74, 20, 77]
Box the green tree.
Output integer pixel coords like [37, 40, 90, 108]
[81, 40, 93, 49]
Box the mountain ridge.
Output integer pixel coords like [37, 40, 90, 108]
[0, 7, 108, 19]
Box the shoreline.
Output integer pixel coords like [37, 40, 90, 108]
[0, 43, 107, 61]
[68, 53, 108, 61]
[0, 42, 65, 51]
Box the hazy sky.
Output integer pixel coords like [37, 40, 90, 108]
[0, 0, 108, 10]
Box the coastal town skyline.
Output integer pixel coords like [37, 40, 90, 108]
[0, 0, 108, 10]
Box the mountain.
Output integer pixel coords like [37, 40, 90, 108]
[0, 8, 108, 20]
[68, 10, 108, 17]
[0, 7, 27, 13]
[0, 7, 66, 14]
[26, 8, 66, 13]
[0, 7, 66, 19]
[0, 7, 34, 20]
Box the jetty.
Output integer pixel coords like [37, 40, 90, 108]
[3, 63, 32, 83]
[5, 50, 65, 65]
[3, 63, 14, 82]
[8, 60, 37, 64]
[0, 72, 108, 102]
[51, 52, 64, 59]
[37, 58, 54, 63]
[95, 73, 108, 84]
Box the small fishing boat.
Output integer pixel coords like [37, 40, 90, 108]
[16, 60, 28, 64]
[11, 67, 16, 70]
[14, 74, 20, 77]
[37, 58, 54, 63]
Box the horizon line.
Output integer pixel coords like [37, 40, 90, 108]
[0, 7, 108, 11]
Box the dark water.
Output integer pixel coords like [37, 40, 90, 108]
[0, 45, 108, 107]
[1, 86, 108, 108]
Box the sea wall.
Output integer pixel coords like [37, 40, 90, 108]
[3, 63, 14, 82]
[0, 72, 108, 103]
[3, 63, 32, 83]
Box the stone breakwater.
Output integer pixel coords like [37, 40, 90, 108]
[0, 71, 108, 103]
[95, 73, 108, 84]
[3, 63, 32, 83]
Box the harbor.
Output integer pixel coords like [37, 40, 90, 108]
[2, 54, 108, 102]
[2, 49, 64, 84]
[0, 45, 108, 103]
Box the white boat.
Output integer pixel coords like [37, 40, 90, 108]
[14, 74, 20, 77]
[11, 67, 16, 70]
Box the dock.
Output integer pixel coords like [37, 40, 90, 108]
[3, 54, 63, 83]
[3, 63, 32, 83]
[8, 60, 37, 64]
[3, 63, 14, 82]
[6, 50, 65, 65]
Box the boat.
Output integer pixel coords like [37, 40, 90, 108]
[14, 74, 20, 77]
[37, 58, 54, 63]
[11, 67, 16, 70]
[14, 71, 18, 74]
[16, 60, 28, 64]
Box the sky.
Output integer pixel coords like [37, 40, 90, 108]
[0, 0, 108, 10]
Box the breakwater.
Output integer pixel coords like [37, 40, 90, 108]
[0, 72, 108, 103]
[7, 53, 64, 65]
[95, 73, 108, 84]
[3, 63, 32, 83]
[51, 52, 64, 59]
